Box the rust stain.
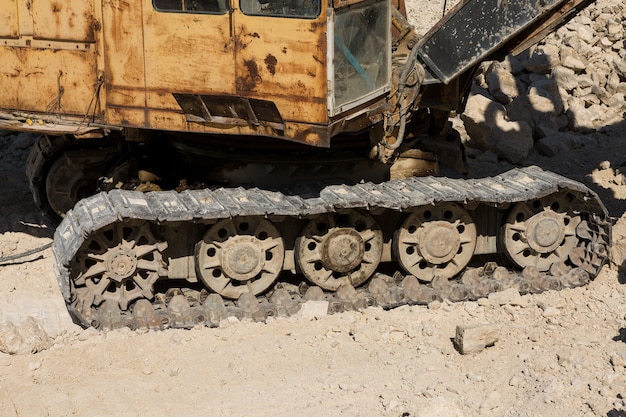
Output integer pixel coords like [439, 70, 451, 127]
[238, 59, 261, 91]
[308, 21, 322, 33]
[245, 60, 259, 79]
[282, 47, 287, 54]
[264, 54, 277, 76]
[293, 127, 330, 147]
[236, 28, 262, 50]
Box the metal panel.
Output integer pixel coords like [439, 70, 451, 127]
[0, 0, 18, 38]
[32, 0, 96, 42]
[142, 3, 234, 109]
[102, 0, 147, 117]
[233, 6, 329, 124]
[418, 0, 566, 84]
[0, 46, 98, 115]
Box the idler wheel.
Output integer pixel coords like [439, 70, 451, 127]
[196, 217, 284, 299]
[71, 222, 168, 313]
[503, 194, 579, 271]
[393, 202, 476, 282]
[295, 211, 383, 291]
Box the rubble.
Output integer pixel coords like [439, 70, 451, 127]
[462, 0, 626, 163]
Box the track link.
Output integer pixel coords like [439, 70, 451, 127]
[53, 166, 611, 330]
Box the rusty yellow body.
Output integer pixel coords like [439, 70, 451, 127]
[0, 0, 393, 146]
[2, 0, 592, 220]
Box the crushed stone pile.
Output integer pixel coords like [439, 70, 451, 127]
[460, 0, 626, 163]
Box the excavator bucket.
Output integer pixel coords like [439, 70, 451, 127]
[418, 0, 595, 84]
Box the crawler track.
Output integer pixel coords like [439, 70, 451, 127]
[53, 166, 611, 330]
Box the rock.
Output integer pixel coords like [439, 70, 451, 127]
[0, 317, 53, 355]
[504, 54, 525, 74]
[303, 286, 324, 301]
[218, 316, 240, 328]
[462, 93, 534, 164]
[536, 131, 596, 157]
[534, 124, 557, 139]
[508, 375, 522, 387]
[561, 46, 588, 72]
[528, 78, 565, 114]
[551, 66, 578, 91]
[599, 37, 614, 49]
[507, 95, 555, 136]
[28, 361, 42, 371]
[486, 65, 520, 104]
[611, 214, 626, 268]
[335, 285, 358, 302]
[298, 300, 329, 320]
[454, 324, 499, 354]
[566, 98, 596, 131]
[575, 23, 596, 44]
[466, 371, 483, 381]
[476, 150, 499, 163]
[607, 71, 621, 93]
[487, 288, 525, 306]
[522, 46, 559, 73]
[527, 94, 560, 131]
[607, 92, 625, 108]
[607, 19, 623, 41]
[614, 57, 626, 78]
[575, 74, 595, 89]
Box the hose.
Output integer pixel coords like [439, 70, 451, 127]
[0, 242, 53, 264]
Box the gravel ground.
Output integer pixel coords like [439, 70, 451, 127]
[0, 1, 625, 416]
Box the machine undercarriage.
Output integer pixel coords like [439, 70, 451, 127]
[51, 163, 609, 330]
[1, 0, 607, 329]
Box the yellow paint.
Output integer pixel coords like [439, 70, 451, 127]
[0, 0, 334, 145]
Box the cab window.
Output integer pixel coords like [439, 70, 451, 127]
[153, 0, 228, 14]
[240, 0, 320, 18]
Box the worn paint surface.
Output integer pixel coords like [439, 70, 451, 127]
[234, 10, 328, 124]
[32, 0, 96, 42]
[0, 0, 97, 116]
[0, 0, 331, 144]
[0, 0, 19, 38]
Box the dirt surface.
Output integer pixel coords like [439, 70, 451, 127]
[1, 4, 626, 417]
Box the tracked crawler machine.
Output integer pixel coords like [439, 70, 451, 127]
[0, 0, 611, 328]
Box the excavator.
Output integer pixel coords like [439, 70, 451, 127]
[0, 0, 610, 328]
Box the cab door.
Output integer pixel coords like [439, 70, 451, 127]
[142, 0, 236, 127]
[103, 0, 235, 130]
[232, 0, 328, 125]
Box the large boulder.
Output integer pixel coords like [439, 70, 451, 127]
[461, 93, 534, 164]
